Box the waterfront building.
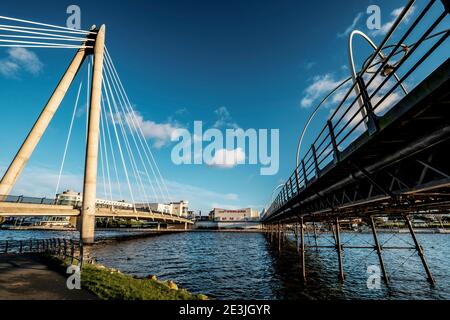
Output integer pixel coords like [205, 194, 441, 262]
[135, 200, 189, 217]
[56, 190, 134, 209]
[209, 208, 260, 222]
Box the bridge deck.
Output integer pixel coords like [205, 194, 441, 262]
[0, 203, 193, 224]
[265, 58, 450, 223]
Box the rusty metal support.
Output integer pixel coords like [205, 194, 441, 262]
[335, 218, 345, 281]
[369, 216, 389, 284]
[312, 218, 319, 251]
[278, 223, 281, 252]
[404, 215, 436, 286]
[300, 217, 307, 283]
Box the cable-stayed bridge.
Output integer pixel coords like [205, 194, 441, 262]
[0, 16, 193, 243]
[262, 0, 450, 286]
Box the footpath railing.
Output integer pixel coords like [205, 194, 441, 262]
[0, 238, 83, 267]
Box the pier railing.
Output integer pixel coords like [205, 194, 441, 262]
[265, 0, 450, 220]
[0, 238, 83, 267]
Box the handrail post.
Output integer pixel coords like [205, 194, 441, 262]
[63, 239, 67, 260]
[301, 160, 308, 187]
[290, 177, 295, 196]
[311, 145, 320, 178]
[295, 168, 300, 193]
[79, 240, 84, 268]
[441, 0, 450, 14]
[4, 240, 8, 254]
[70, 240, 75, 266]
[327, 120, 340, 164]
[355, 76, 379, 135]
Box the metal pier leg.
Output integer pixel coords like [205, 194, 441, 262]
[300, 217, 307, 283]
[331, 222, 337, 243]
[335, 218, 345, 281]
[369, 216, 389, 285]
[312, 219, 319, 252]
[278, 224, 281, 252]
[294, 223, 299, 252]
[404, 215, 435, 286]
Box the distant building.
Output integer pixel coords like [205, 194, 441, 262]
[209, 208, 260, 222]
[135, 200, 189, 217]
[56, 190, 133, 209]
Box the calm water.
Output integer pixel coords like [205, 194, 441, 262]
[1, 230, 449, 300]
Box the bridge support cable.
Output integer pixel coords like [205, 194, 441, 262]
[55, 81, 84, 198]
[102, 60, 155, 209]
[0, 26, 94, 41]
[103, 63, 151, 211]
[98, 115, 108, 201]
[55, 81, 83, 197]
[103, 53, 163, 205]
[101, 97, 123, 201]
[101, 73, 136, 210]
[0, 15, 97, 49]
[0, 40, 88, 197]
[0, 15, 95, 35]
[86, 59, 91, 144]
[104, 49, 170, 204]
[99, 100, 114, 205]
[105, 47, 172, 203]
[105, 48, 170, 203]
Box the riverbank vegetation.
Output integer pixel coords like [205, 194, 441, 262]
[47, 255, 208, 300]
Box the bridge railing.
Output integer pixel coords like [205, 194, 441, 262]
[0, 238, 83, 267]
[0, 194, 57, 205]
[266, 0, 450, 220]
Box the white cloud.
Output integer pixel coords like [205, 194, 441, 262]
[300, 74, 350, 108]
[163, 179, 240, 212]
[213, 106, 239, 129]
[303, 61, 316, 70]
[3, 165, 83, 198]
[208, 148, 246, 169]
[372, 5, 416, 37]
[0, 48, 43, 78]
[127, 111, 182, 149]
[337, 12, 363, 38]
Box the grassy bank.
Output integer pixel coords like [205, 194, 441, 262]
[48, 255, 208, 300]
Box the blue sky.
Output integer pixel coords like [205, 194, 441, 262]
[0, 0, 448, 214]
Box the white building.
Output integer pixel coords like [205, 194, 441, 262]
[136, 201, 189, 217]
[56, 190, 133, 209]
[209, 208, 260, 222]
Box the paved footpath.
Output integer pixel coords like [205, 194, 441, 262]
[0, 254, 97, 300]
